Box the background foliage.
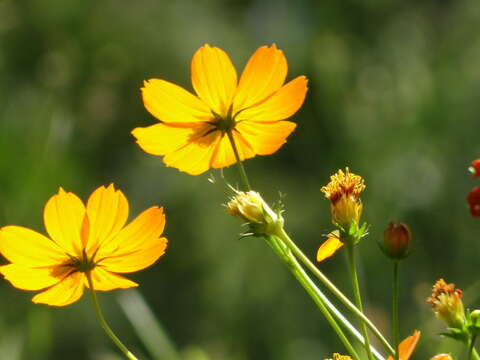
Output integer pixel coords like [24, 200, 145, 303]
[1, 0, 480, 359]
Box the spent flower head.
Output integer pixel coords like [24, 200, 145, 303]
[427, 279, 465, 329]
[0, 184, 167, 306]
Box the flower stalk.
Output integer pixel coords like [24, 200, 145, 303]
[392, 261, 399, 360]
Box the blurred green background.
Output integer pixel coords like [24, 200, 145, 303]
[1, 0, 480, 359]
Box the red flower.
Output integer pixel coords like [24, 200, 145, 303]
[468, 185, 480, 217]
[470, 159, 480, 177]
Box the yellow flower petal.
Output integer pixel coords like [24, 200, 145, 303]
[85, 184, 129, 254]
[141, 79, 212, 123]
[191, 44, 237, 117]
[317, 231, 344, 262]
[0, 264, 69, 290]
[210, 131, 255, 168]
[236, 76, 308, 122]
[98, 206, 167, 273]
[235, 120, 296, 155]
[43, 188, 85, 256]
[387, 330, 421, 360]
[32, 271, 85, 306]
[233, 44, 287, 110]
[0, 226, 66, 266]
[86, 267, 138, 291]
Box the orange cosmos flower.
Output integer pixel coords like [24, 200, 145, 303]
[0, 184, 167, 306]
[386, 330, 421, 360]
[132, 44, 308, 175]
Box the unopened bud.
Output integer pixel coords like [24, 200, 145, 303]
[427, 279, 466, 329]
[471, 309, 480, 323]
[383, 222, 411, 260]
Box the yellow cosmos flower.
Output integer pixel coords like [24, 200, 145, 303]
[0, 184, 167, 306]
[132, 43, 308, 175]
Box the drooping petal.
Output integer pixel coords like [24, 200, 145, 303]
[317, 231, 344, 262]
[97, 207, 167, 273]
[43, 188, 85, 256]
[0, 264, 70, 290]
[235, 76, 308, 122]
[32, 271, 85, 306]
[141, 79, 212, 123]
[0, 226, 66, 266]
[387, 330, 421, 360]
[233, 44, 287, 111]
[191, 44, 237, 117]
[85, 267, 138, 291]
[235, 120, 296, 155]
[85, 184, 129, 254]
[210, 131, 255, 168]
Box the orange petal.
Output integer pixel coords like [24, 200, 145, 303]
[98, 207, 167, 273]
[317, 231, 344, 262]
[0, 226, 66, 266]
[387, 330, 421, 360]
[236, 76, 308, 122]
[85, 184, 129, 254]
[235, 120, 296, 155]
[32, 271, 85, 306]
[233, 44, 287, 110]
[43, 188, 85, 256]
[141, 79, 211, 123]
[191, 44, 237, 117]
[0, 264, 69, 290]
[210, 131, 255, 168]
[85, 267, 138, 291]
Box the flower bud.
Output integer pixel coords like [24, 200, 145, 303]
[471, 309, 480, 324]
[383, 222, 411, 260]
[427, 279, 466, 329]
[468, 185, 480, 218]
[469, 159, 480, 177]
[430, 354, 452, 360]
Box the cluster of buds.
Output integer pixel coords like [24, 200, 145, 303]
[427, 279, 465, 329]
[226, 190, 283, 237]
[382, 222, 411, 260]
[321, 168, 366, 243]
[467, 159, 480, 217]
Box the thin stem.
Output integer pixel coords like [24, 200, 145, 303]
[346, 244, 374, 360]
[226, 130, 251, 190]
[472, 348, 480, 360]
[266, 235, 361, 360]
[277, 228, 395, 356]
[86, 272, 139, 360]
[469, 336, 478, 360]
[392, 261, 400, 360]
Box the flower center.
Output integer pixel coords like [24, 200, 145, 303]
[70, 251, 96, 273]
[212, 106, 235, 132]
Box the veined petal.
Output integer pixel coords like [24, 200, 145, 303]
[235, 120, 296, 155]
[387, 330, 421, 360]
[0, 226, 66, 266]
[44, 188, 85, 256]
[85, 267, 138, 290]
[97, 206, 166, 259]
[210, 131, 255, 168]
[317, 231, 344, 262]
[191, 44, 237, 117]
[142, 79, 212, 123]
[236, 76, 308, 122]
[233, 44, 287, 110]
[0, 264, 69, 290]
[85, 184, 129, 254]
[32, 271, 85, 306]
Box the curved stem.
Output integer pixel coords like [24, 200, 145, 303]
[86, 272, 139, 360]
[469, 335, 478, 360]
[277, 228, 395, 356]
[226, 130, 251, 190]
[346, 244, 374, 360]
[392, 261, 399, 360]
[472, 348, 480, 360]
[266, 235, 361, 360]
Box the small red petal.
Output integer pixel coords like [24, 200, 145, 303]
[467, 185, 480, 217]
[470, 159, 480, 177]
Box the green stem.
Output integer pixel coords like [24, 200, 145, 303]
[472, 348, 480, 360]
[346, 244, 374, 360]
[277, 228, 395, 356]
[226, 130, 251, 190]
[266, 235, 361, 360]
[86, 272, 139, 360]
[469, 336, 478, 360]
[392, 261, 399, 360]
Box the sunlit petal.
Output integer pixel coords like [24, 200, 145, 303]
[317, 231, 344, 262]
[0, 226, 66, 266]
[387, 330, 421, 360]
[0, 264, 69, 290]
[43, 188, 85, 256]
[32, 272, 85, 306]
[210, 131, 255, 168]
[236, 76, 308, 122]
[86, 267, 138, 290]
[142, 79, 212, 123]
[234, 44, 287, 110]
[191, 44, 237, 116]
